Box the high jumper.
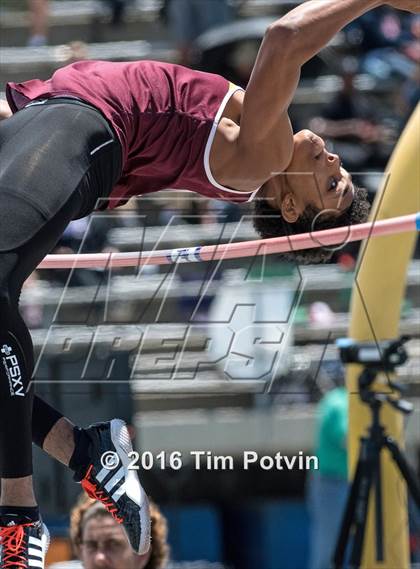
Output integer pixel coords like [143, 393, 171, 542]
[0, 1, 418, 567]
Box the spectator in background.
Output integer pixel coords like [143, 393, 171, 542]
[352, 6, 418, 80]
[28, 0, 49, 46]
[41, 215, 118, 287]
[0, 100, 12, 121]
[398, 63, 420, 120]
[52, 494, 225, 569]
[48, 494, 169, 568]
[162, 0, 233, 66]
[308, 59, 394, 170]
[227, 40, 260, 88]
[307, 380, 349, 569]
[395, 15, 420, 125]
[101, 0, 131, 27]
[21, 272, 44, 329]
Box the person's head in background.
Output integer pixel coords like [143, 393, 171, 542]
[70, 494, 169, 569]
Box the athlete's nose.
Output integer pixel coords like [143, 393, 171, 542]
[327, 152, 342, 177]
[327, 152, 339, 164]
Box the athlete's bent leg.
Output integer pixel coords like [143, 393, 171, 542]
[0, 185, 83, 491]
[0, 99, 149, 562]
[0, 259, 35, 482]
[0, 97, 125, 567]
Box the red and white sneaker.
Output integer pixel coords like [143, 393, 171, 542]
[80, 419, 150, 555]
[0, 516, 49, 568]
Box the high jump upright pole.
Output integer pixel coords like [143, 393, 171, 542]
[346, 103, 420, 568]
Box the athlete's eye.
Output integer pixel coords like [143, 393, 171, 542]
[329, 178, 338, 191]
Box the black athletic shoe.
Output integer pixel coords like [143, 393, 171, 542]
[0, 515, 49, 568]
[80, 419, 151, 555]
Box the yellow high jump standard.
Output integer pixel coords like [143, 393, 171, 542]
[347, 103, 420, 568]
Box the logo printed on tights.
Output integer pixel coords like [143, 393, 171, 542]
[1, 344, 12, 357]
[1, 344, 25, 397]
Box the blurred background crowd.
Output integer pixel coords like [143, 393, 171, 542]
[0, 1, 419, 568]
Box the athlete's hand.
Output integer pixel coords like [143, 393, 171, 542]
[0, 100, 12, 120]
[386, 1, 420, 13]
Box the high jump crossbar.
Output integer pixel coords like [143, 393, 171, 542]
[38, 212, 420, 270]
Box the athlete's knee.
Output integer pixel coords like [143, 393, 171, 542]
[0, 252, 18, 296]
[0, 269, 14, 326]
[0, 285, 12, 326]
[0, 284, 33, 398]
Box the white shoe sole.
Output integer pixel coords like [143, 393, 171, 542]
[110, 418, 151, 555]
[40, 523, 50, 568]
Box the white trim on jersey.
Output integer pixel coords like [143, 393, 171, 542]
[203, 85, 261, 203]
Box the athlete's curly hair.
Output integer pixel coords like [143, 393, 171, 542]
[70, 493, 169, 569]
[252, 185, 371, 264]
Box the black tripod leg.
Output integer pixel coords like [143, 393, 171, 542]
[333, 457, 365, 568]
[350, 446, 376, 568]
[385, 437, 420, 508]
[373, 448, 384, 561]
[333, 439, 373, 569]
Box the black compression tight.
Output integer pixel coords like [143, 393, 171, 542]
[0, 99, 121, 477]
[0, 194, 80, 477]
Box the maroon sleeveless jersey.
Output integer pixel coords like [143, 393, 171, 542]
[6, 60, 259, 209]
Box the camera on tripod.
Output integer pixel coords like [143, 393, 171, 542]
[336, 335, 409, 371]
[336, 335, 411, 403]
[333, 334, 420, 569]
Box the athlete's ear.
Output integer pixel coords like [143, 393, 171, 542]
[280, 192, 299, 223]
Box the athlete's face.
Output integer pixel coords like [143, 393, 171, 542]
[277, 129, 354, 222]
[79, 516, 150, 569]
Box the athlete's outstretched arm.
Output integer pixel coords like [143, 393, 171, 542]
[237, 0, 383, 177]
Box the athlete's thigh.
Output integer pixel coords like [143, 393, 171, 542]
[0, 190, 81, 304]
[0, 101, 113, 253]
